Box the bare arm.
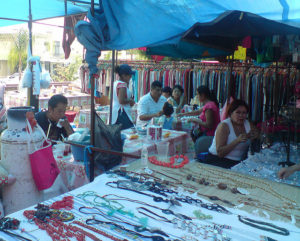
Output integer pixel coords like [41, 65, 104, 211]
[176, 95, 185, 113]
[188, 109, 214, 129]
[139, 111, 162, 121]
[118, 87, 134, 106]
[178, 108, 202, 117]
[215, 123, 247, 158]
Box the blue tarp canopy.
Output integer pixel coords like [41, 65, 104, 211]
[74, 0, 300, 73]
[0, 0, 89, 27]
[147, 10, 300, 58]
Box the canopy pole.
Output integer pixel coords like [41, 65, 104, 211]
[27, 0, 38, 111]
[89, 0, 95, 182]
[109, 50, 116, 124]
[227, 57, 234, 98]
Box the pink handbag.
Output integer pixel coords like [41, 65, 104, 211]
[27, 120, 60, 191]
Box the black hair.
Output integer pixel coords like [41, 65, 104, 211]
[173, 85, 184, 95]
[162, 86, 172, 96]
[151, 81, 162, 89]
[48, 94, 68, 109]
[227, 99, 249, 116]
[197, 85, 219, 107]
[115, 65, 122, 75]
[163, 102, 174, 117]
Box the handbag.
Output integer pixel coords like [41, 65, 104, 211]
[26, 120, 60, 191]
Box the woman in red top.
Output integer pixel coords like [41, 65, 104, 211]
[178, 86, 220, 154]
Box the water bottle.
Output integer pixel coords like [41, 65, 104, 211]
[141, 143, 148, 169]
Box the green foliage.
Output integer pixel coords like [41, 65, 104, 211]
[51, 56, 82, 82]
[7, 29, 28, 74]
[103, 51, 112, 60]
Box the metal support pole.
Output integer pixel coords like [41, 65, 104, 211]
[274, 61, 279, 123]
[27, 0, 39, 111]
[109, 50, 116, 124]
[89, 0, 95, 182]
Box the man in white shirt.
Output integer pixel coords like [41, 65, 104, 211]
[137, 81, 167, 127]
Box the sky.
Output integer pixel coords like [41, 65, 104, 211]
[0, 17, 64, 35]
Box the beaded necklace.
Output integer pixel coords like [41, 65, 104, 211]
[197, 164, 299, 206]
[23, 210, 102, 241]
[169, 164, 299, 210]
[72, 221, 129, 241]
[148, 154, 189, 168]
[76, 191, 148, 226]
[102, 194, 192, 221]
[107, 180, 231, 214]
[238, 215, 290, 236]
[136, 207, 231, 241]
[164, 168, 300, 221]
[111, 169, 199, 193]
[78, 206, 169, 238]
[85, 218, 167, 241]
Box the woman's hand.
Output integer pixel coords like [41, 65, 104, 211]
[278, 164, 300, 179]
[236, 133, 248, 143]
[247, 129, 260, 140]
[278, 166, 296, 179]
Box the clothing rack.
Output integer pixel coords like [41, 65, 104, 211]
[80, 60, 299, 124]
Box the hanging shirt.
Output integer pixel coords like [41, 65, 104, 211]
[111, 80, 133, 124]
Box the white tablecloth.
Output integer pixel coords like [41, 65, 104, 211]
[3, 172, 300, 241]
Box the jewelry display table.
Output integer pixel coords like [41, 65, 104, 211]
[231, 143, 300, 187]
[56, 157, 89, 191]
[2, 160, 300, 241]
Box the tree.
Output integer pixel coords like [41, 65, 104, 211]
[51, 56, 82, 82]
[7, 29, 28, 80]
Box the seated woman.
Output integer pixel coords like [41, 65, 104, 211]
[204, 99, 260, 169]
[168, 85, 185, 113]
[178, 86, 220, 154]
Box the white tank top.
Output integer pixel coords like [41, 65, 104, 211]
[111, 80, 133, 124]
[209, 118, 251, 161]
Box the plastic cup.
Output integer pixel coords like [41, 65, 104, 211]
[156, 141, 170, 162]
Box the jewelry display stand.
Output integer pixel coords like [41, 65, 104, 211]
[278, 104, 299, 167]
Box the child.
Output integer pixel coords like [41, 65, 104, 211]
[162, 86, 172, 99]
[158, 102, 175, 130]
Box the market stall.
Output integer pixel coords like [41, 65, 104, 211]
[1, 160, 299, 241]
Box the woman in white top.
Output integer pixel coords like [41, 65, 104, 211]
[112, 64, 135, 130]
[205, 99, 260, 169]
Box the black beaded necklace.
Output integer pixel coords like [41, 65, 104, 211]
[238, 215, 290, 236]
